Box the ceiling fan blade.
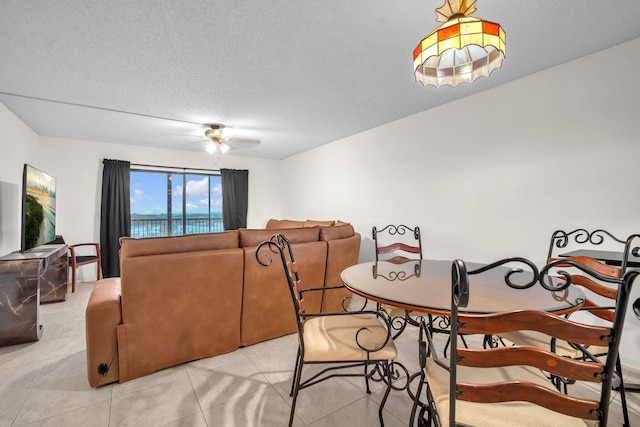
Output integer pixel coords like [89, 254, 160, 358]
[174, 123, 259, 153]
[221, 137, 261, 150]
[174, 136, 208, 151]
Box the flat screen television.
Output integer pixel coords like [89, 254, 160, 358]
[21, 164, 57, 252]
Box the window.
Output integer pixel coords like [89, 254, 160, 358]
[130, 169, 223, 238]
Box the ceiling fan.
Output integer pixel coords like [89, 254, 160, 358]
[0, 92, 262, 154]
[203, 124, 261, 155]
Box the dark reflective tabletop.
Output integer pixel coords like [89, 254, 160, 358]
[341, 259, 585, 315]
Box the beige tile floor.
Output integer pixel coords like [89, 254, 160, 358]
[1, 281, 638, 427]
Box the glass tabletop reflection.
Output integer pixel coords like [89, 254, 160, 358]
[341, 259, 585, 316]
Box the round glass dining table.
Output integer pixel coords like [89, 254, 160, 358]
[341, 259, 586, 316]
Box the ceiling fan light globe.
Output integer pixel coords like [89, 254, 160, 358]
[206, 142, 218, 154]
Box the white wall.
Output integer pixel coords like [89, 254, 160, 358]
[0, 103, 40, 255]
[281, 38, 640, 368]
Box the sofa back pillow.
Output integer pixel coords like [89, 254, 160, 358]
[120, 231, 240, 258]
[305, 219, 336, 227]
[319, 223, 355, 241]
[239, 226, 320, 247]
[265, 219, 306, 229]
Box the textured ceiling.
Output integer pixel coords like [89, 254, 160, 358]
[1, 1, 639, 159]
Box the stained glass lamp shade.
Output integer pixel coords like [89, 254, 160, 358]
[413, 0, 506, 88]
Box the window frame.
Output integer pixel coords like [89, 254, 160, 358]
[129, 167, 223, 238]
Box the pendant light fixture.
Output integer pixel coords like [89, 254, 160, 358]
[413, 0, 506, 88]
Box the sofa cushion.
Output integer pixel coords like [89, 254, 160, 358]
[266, 218, 338, 229]
[319, 223, 355, 241]
[265, 219, 306, 229]
[239, 227, 320, 247]
[305, 219, 336, 227]
[265, 219, 281, 229]
[120, 231, 239, 258]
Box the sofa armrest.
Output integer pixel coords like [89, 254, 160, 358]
[86, 278, 122, 387]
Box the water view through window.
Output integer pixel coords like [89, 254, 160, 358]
[130, 170, 223, 238]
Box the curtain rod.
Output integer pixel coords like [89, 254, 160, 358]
[130, 162, 220, 173]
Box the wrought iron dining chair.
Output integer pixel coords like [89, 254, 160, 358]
[256, 233, 400, 427]
[628, 297, 640, 393]
[498, 229, 640, 426]
[372, 224, 429, 338]
[373, 224, 423, 262]
[372, 224, 466, 352]
[499, 255, 619, 364]
[411, 257, 639, 427]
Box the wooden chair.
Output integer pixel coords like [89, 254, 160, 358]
[499, 229, 640, 426]
[256, 233, 399, 427]
[411, 257, 639, 427]
[54, 235, 101, 293]
[68, 242, 101, 292]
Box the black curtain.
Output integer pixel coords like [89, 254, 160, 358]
[221, 168, 248, 230]
[100, 159, 131, 278]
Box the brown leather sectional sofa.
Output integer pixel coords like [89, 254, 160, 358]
[85, 220, 361, 387]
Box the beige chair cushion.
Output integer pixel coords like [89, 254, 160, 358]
[500, 331, 608, 361]
[303, 314, 398, 362]
[381, 304, 405, 319]
[425, 357, 595, 427]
